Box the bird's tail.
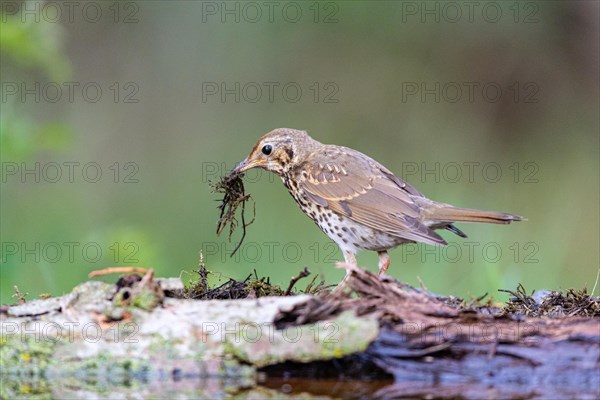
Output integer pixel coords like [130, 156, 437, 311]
[424, 204, 525, 225]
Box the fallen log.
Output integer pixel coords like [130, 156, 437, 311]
[1, 264, 598, 399]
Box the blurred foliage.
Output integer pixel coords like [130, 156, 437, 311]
[0, 8, 70, 80]
[1, 1, 598, 304]
[1, 2, 72, 159]
[1, 102, 72, 158]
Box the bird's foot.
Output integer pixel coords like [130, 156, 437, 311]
[378, 251, 390, 275]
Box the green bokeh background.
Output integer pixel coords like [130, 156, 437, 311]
[1, 1, 598, 304]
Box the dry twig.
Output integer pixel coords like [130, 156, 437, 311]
[88, 267, 149, 277]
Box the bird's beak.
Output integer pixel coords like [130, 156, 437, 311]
[232, 158, 266, 174]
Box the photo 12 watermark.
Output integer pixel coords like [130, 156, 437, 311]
[398, 241, 539, 265]
[1, 241, 141, 264]
[201, 240, 539, 265]
[398, 321, 540, 345]
[1, 1, 140, 24]
[200, 81, 340, 104]
[201, 161, 278, 184]
[199, 160, 540, 185]
[0, 318, 540, 348]
[200, 1, 340, 23]
[1, 321, 139, 344]
[1, 162, 140, 184]
[400, 1, 540, 24]
[1, 82, 140, 104]
[398, 161, 540, 184]
[201, 320, 340, 344]
[400, 81, 540, 104]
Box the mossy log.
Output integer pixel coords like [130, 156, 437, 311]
[0, 274, 376, 399]
[1, 265, 599, 399]
[329, 265, 600, 399]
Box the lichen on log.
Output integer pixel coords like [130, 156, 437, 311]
[1, 264, 599, 399]
[0, 276, 377, 394]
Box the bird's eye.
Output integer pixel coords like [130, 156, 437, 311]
[261, 144, 272, 155]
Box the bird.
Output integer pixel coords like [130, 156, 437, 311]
[232, 128, 523, 285]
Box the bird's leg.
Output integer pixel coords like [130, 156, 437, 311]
[378, 251, 390, 275]
[335, 250, 357, 290]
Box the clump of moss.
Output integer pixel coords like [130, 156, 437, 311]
[184, 254, 321, 300]
[210, 171, 255, 257]
[111, 270, 164, 311]
[0, 334, 56, 378]
[500, 284, 599, 317]
[185, 269, 284, 300]
[442, 292, 501, 314]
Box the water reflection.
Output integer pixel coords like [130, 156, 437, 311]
[3, 374, 572, 399]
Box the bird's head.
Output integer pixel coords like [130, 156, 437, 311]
[232, 128, 320, 176]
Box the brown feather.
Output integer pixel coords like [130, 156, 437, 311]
[295, 146, 447, 246]
[423, 205, 524, 224]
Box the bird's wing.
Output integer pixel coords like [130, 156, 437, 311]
[296, 146, 446, 246]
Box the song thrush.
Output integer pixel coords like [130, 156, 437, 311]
[233, 128, 523, 282]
